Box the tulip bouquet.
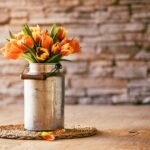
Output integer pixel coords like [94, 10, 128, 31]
[1, 24, 80, 63]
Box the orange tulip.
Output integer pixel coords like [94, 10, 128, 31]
[61, 43, 74, 56]
[70, 39, 80, 53]
[52, 42, 61, 54]
[60, 39, 70, 46]
[42, 32, 53, 50]
[3, 40, 23, 59]
[58, 27, 67, 40]
[16, 34, 34, 52]
[60, 39, 80, 56]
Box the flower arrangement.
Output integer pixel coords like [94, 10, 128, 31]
[1, 24, 81, 63]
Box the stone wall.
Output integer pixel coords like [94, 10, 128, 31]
[0, 0, 150, 105]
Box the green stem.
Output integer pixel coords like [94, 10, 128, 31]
[22, 42, 39, 63]
[46, 54, 62, 63]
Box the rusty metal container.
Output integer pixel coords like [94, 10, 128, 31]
[21, 63, 65, 131]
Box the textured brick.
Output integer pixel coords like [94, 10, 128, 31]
[128, 79, 150, 88]
[116, 60, 146, 67]
[0, 65, 24, 75]
[63, 62, 87, 74]
[90, 60, 112, 67]
[78, 97, 92, 105]
[114, 66, 147, 79]
[99, 23, 144, 34]
[128, 87, 150, 96]
[0, 9, 10, 24]
[83, 34, 123, 44]
[65, 97, 78, 104]
[69, 26, 99, 36]
[71, 77, 127, 88]
[68, 52, 102, 61]
[93, 96, 112, 104]
[60, 0, 79, 6]
[87, 88, 127, 96]
[120, 0, 144, 4]
[10, 18, 28, 25]
[112, 94, 129, 104]
[65, 88, 85, 97]
[80, 0, 108, 6]
[11, 11, 28, 19]
[89, 61, 114, 77]
[135, 51, 150, 60]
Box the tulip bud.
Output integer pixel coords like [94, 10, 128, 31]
[52, 42, 61, 54]
[42, 32, 53, 50]
[58, 27, 67, 40]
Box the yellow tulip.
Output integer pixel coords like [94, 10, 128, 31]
[36, 47, 49, 61]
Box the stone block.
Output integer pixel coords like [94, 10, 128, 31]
[10, 18, 28, 25]
[65, 96, 78, 104]
[134, 50, 150, 60]
[90, 60, 112, 67]
[128, 87, 150, 96]
[89, 67, 114, 77]
[83, 33, 123, 44]
[68, 52, 100, 61]
[71, 77, 128, 88]
[78, 97, 92, 105]
[93, 96, 112, 104]
[59, 0, 79, 6]
[11, 11, 28, 19]
[116, 60, 146, 67]
[120, 0, 143, 4]
[89, 60, 113, 77]
[114, 66, 147, 79]
[68, 26, 99, 36]
[63, 62, 87, 74]
[99, 23, 144, 34]
[112, 94, 129, 104]
[80, 43, 96, 53]
[128, 78, 150, 88]
[87, 88, 127, 96]
[84, 0, 114, 6]
[65, 88, 85, 97]
[0, 9, 10, 24]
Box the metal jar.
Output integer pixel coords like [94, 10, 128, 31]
[21, 63, 65, 131]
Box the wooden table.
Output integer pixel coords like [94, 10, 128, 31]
[0, 104, 150, 150]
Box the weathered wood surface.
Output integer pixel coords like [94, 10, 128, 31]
[0, 105, 150, 150]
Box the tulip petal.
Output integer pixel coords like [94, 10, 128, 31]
[41, 132, 55, 141]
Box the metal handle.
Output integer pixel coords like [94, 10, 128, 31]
[21, 63, 62, 80]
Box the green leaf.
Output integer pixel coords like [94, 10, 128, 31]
[21, 42, 39, 63]
[50, 25, 56, 37]
[22, 28, 28, 36]
[21, 53, 35, 62]
[46, 54, 62, 63]
[9, 31, 15, 39]
[53, 29, 59, 43]
[60, 58, 72, 62]
[50, 25, 60, 43]
[23, 24, 37, 47]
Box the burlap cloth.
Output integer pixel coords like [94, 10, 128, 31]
[0, 124, 97, 141]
